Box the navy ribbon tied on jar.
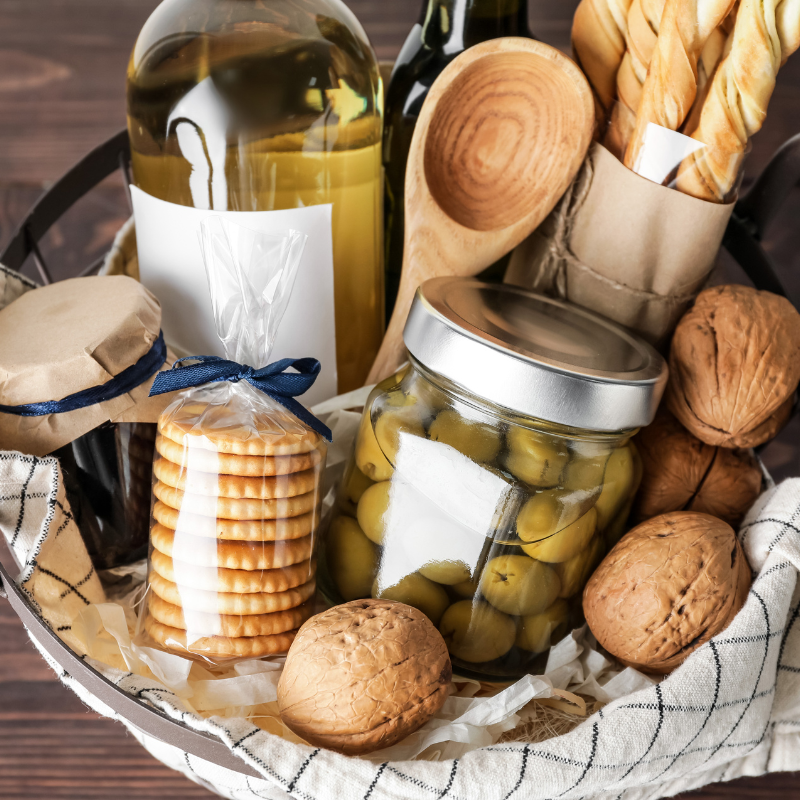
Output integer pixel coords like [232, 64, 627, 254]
[0, 331, 167, 417]
[148, 355, 333, 442]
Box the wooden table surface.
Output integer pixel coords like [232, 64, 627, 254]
[1, 1, 799, 798]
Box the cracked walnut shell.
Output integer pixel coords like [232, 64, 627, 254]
[583, 512, 751, 674]
[666, 285, 800, 448]
[634, 409, 762, 527]
[277, 599, 451, 755]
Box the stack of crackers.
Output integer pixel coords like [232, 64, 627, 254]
[144, 402, 326, 660]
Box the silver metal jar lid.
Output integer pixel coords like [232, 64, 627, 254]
[403, 278, 669, 432]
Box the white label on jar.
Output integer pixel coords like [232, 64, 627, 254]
[131, 186, 338, 406]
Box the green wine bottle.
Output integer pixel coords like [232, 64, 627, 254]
[383, 0, 534, 318]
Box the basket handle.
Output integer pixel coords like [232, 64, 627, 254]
[722, 134, 800, 304]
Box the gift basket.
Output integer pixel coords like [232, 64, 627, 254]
[2, 0, 800, 798]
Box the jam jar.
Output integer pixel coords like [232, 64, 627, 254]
[320, 278, 668, 680]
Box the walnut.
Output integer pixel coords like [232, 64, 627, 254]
[667, 285, 800, 448]
[277, 599, 451, 755]
[634, 409, 762, 527]
[583, 512, 751, 674]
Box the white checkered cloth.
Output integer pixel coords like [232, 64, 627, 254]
[1, 264, 800, 799]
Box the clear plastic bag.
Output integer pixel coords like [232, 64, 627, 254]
[143, 217, 328, 662]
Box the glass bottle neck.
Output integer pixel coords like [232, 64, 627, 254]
[420, 0, 529, 54]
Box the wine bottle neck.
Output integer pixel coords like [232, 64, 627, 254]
[420, 0, 530, 53]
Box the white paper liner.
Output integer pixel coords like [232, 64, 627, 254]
[64, 398, 657, 761]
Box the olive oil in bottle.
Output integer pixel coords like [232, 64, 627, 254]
[383, 0, 533, 319]
[127, 0, 384, 393]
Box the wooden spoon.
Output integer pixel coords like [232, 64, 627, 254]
[366, 38, 595, 384]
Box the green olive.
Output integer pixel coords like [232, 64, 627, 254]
[343, 461, 375, 505]
[326, 516, 378, 601]
[373, 407, 426, 467]
[452, 577, 480, 598]
[505, 426, 569, 487]
[372, 572, 450, 626]
[439, 600, 516, 663]
[515, 599, 570, 652]
[356, 481, 392, 545]
[521, 507, 597, 563]
[428, 410, 502, 463]
[480, 554, 561, 616]
[516, 490, 584, 544]
[419, 560, 472, 586]
[354, 408, 394, 482]
[594, 446, 636, 530]
[554, 534, 605, 597]
[561, 443, 612, 492]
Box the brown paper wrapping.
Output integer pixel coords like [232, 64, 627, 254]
[0, 275, 177, 456]
[506, 143, 735, 347]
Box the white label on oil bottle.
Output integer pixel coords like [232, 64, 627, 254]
[131, 186, 338, 407]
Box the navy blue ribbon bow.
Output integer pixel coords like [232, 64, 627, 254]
[0, 332, 167, 417]
[148, 355, 332, 442]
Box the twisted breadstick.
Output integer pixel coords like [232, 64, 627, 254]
[677, 0, 800, 201]
[603, 0, 665, 155]
[682, 26, 731, 135]
[618, 0, 665, 110]
[623, 0, 738, 170]
[572, 0, 634, 121]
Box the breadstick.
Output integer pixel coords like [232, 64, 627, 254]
[604, 0, 666, 155]
[677, 0, 800, 201]
[623, 0, 738, 170]
[572, 0, 634, 120]
[682, 25, 731, 136]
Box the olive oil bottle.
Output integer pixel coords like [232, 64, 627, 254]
[383, 0, 533, 319]
[127, 0, 383, 393]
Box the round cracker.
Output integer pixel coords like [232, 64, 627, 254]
[148, 571, 316, 615]
[148, 593, 312, 637]
[156, 435, 322, 477]
[150, 524, 314, 570]
[145, 615, 298, 658]
[159, 405, 322, 456]
[153, 458, 318, 500]
[150, 549, 316, 594]
[153, 481, 318, 520]
[152, 501, 316, 542]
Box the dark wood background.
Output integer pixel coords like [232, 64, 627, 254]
[0, 1, 799, 797]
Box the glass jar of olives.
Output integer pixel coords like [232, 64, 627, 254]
[320, 278, 668, 681]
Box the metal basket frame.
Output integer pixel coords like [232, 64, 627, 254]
[1, 128, 799, 779]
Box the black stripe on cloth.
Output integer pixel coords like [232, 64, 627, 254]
[501, 746, 529, 800]
[778, 596, 800, 668]
[35, 565, 91, 605]
[60, 566, 95, 599]
[364, 763, 387, 800]
[706, 591, 772, 763]
[436, 760, 458, 799]
[613, 683, 665, 785]
[232, 729, 260, 750]
[386, 766, 468, 800]
[557, 722, 598, 796]
[287, 749, 319, 793]
[245, 775, 279, 800]
[618, 685, 774, 713]
[10, 457, 38, 547]
[0, 262, 37, 288]
[652, 641, 722, 781]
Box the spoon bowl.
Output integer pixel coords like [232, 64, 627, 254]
[367, 38, 595, 384]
